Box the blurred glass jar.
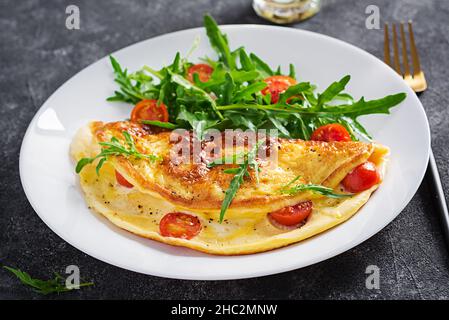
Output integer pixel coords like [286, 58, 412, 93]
[253, 0, 321, 24]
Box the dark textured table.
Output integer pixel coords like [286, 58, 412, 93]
[1, 0, 449, 300]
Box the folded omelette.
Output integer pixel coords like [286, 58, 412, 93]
[70, 121, 388, 255]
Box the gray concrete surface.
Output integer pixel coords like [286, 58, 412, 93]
[1, 0, 448, 299]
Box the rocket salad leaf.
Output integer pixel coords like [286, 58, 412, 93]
[3, 266, 94, 295]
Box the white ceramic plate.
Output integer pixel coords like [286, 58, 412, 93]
[20, 25, 430, 280]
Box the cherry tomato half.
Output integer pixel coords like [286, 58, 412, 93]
[342, 161, 380, 193]
[310, 124, 351, 142]
[187, 64, 213, 83]
[268, 201, 313, 226]
[159, 212, 202, 239]
[261, 75, 297, 104]
[115, 170, 133, 188]
[130, 99, 169, 123]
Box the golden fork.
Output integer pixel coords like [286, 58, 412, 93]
[384, 21, 449, 248]
[384, 21, 427, 92]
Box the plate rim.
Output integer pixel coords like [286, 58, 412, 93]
[19, 24, 431, 280]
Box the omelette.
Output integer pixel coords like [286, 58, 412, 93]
[70, 121, 389, 255]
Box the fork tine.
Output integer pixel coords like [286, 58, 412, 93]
[392, 24, 402, 75]
[400, 22, 411, 78]
[408, 21, 422, 76]
[384, 23, 391, 66]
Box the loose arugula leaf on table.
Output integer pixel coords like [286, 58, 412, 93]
[75, 131, 160, 174]
[3, 266, 94, 295]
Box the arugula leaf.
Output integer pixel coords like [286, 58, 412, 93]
[266, 111, 290, 137]
[76, 131, 160, 174]
[317, 75, 351, 108]
[207, 151, 245, 168]
[219, 166, 246, 223]
[334, 93, 355, 103]
[224, 111, 265, 131]
[143, 65, 164, 80]
[3, 266, 94, 295]
[249, 53, 274, 77]
[169, 71, 224, 120]
[280, 176, 353, 199]
[221, 72, 235, 105]
[233, 82, 267, 103]
[107, 56, 155, 104]
[177, 106, 219, 140]
[323, 93, 406, 116]
[340, 116, 372, 140]
[278, 82, 312, 104]
[204, 15, 235, 69]
[216, 141, 263, 222]
[200, 70, 259, 89]
[223, 168, 241, 174]
[216, 91, 406, 140]
[282, 183, 352, 199]
[239, 49, 255, 71]
[140, 120, 179, 129]
[171, 52, 182, 74]
[288, 63, 296, 79]
[275, 65, 282, 75]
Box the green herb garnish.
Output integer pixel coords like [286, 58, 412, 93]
[76, 131, 160, 175]
[3, 266, 94, 295]
[209, 141, 263, 223]
[203, 14, 235, 69]
[140, 120, 179, 129]
[280, 176, 352, 199]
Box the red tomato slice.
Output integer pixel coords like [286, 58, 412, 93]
[130, 99, 169, 123]
[310, 123, 351, 142]
[115, 170, 133, 188]
[342, 161, 380, 193]
[159, 212, 202, 239]
[268, 201, 313, 226]
[187, 64, 213, 83]
[261, 75, 297, 104]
